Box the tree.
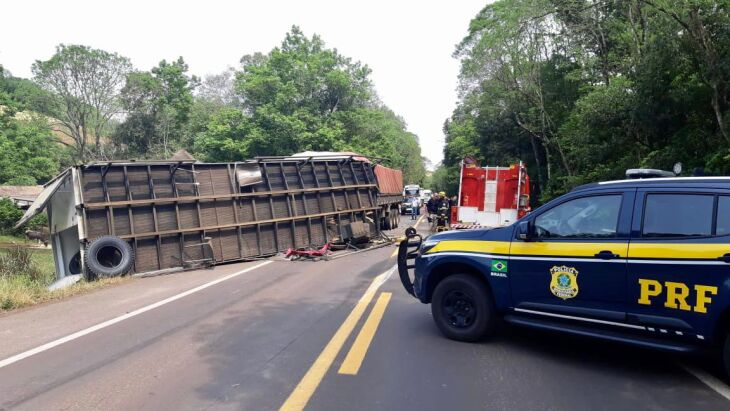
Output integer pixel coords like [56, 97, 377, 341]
[0, 66, 60, 185]
[194, 26, 426, 182]
[198, 68, 239, 107]
[32, 44, 132, 160]
[113, 57, 199, 158]
[444, 0, 730, 203]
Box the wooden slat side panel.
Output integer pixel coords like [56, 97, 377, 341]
[254, 199, 273, 220]
[182, 232, 204, 261]
[237, 199, 256, 223]
[294, 220, 309, 246]
[272, 196, 289, 219]
[220, 229, 240, 260]
[178, 203, 200, 229]
[310, 217, 326, 245]
[87, 209, 109, 239]
[275, 222, 293, 250]
[175, 169, 196, 197]
[160, 235, 181, 269]
[210, 167, 233, 195]
[199, 200, 218, 227]
[216, 199, 235, 225]
[241, 226, 259, 257]
[82, 170, 104, 203]
[132, 207, 155, 234]
[208, 231, 222, 261]
[106, 169, 127, 201]
[300, 164, 317, 188]
[259, 224, 276, 255]
[283, 165, 301, 189]
[157, 205, 178, 231]
[127, 167, 151, 199]
[150, 166, 174, 199]
[135, 238, 159, 273]
[112, 207, 131, 236]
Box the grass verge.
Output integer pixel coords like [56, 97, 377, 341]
[0, 247, 128, 312]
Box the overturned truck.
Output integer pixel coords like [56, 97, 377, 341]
[18, 155, 403, 279]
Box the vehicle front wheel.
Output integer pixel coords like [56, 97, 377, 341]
[431, 274, 496, 342]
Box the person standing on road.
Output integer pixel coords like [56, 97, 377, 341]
[426, 194, 439, 222]
[437, 192, 450, 225]
[410, 196, 420, 220]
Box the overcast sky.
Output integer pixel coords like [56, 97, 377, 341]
[0, 0, 486, 167]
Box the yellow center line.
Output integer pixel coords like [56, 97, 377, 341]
[338, 292, 392, 375]
[415, 212, 426, 227]
[391, 212, 426, 258]
[279, 267, 394, 411]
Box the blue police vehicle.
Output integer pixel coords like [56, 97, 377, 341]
[397, 174, 730, 374]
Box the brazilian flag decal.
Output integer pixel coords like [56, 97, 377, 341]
[491, 260, 508, 273]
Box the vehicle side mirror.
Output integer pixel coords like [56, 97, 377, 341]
[517, 220, 534, 241]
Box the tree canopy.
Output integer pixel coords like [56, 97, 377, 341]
[441, 0, 730, 203]
[194, 27, 426, 183]
[0, 66, 60, 185]
[1, 27, 427, 189]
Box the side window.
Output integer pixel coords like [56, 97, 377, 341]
[642, 194, 713, 237]
[534, 195, 622, 239]
[716, 196, 730, 236]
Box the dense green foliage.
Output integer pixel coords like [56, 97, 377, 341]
[442, 0, 730, 203]
[32, 45, 132, 160]
[113, 57, 200, 158]
[0, 66, 60, 186]
[194, 28, 426, 183]
[0, 198, 47, 235]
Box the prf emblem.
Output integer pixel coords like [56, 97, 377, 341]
[550, 265, 579, 300]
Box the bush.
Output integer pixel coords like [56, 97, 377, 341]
[0, 246, 45, 281]
[0, 197, 48, 236]
[0, 198, 23, 235]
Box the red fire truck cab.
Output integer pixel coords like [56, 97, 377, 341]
[451, 157, 531, 229]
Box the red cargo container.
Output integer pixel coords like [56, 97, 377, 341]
[373, 164, 404, 230]
[374, 165, 404, 196]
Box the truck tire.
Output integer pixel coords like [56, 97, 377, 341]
[392, 212, 399, 229]
[381, 209, 392, 230]
[85, 236, 134, 278]
[431, 274, 496, 342]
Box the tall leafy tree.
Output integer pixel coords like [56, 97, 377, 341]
[114, 57, 199, 157]
[32, 45, 132, 160]
[445, 0, 730, 202]
[195, 27, 426, 183]
[0, 66, 60, 185]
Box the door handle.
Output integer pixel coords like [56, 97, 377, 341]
[717, 253, 730, 263]
[594, 250, 620, 260]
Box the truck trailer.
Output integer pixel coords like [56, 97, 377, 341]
[17, 154, 401, 280]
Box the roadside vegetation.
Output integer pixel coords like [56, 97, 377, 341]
[0, 26, 426, 187]
[434, 0, 730, 203]
[0, 247, 126, 311]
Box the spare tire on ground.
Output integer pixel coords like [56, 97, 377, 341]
[85, 236, 134, 278]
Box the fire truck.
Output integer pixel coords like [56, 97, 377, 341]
[450, 157, 531, 229]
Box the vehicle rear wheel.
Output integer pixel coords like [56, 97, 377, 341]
[383, 213, 392, 230]
[431, 274, 495, 342]
[392, 212, 399, 228]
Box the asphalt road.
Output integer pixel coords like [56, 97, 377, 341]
[1, 214, 729, 410]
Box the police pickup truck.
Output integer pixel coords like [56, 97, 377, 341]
[398, 176, 730, 374]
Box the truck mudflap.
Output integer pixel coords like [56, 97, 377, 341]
[397, 227, 421, 297]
